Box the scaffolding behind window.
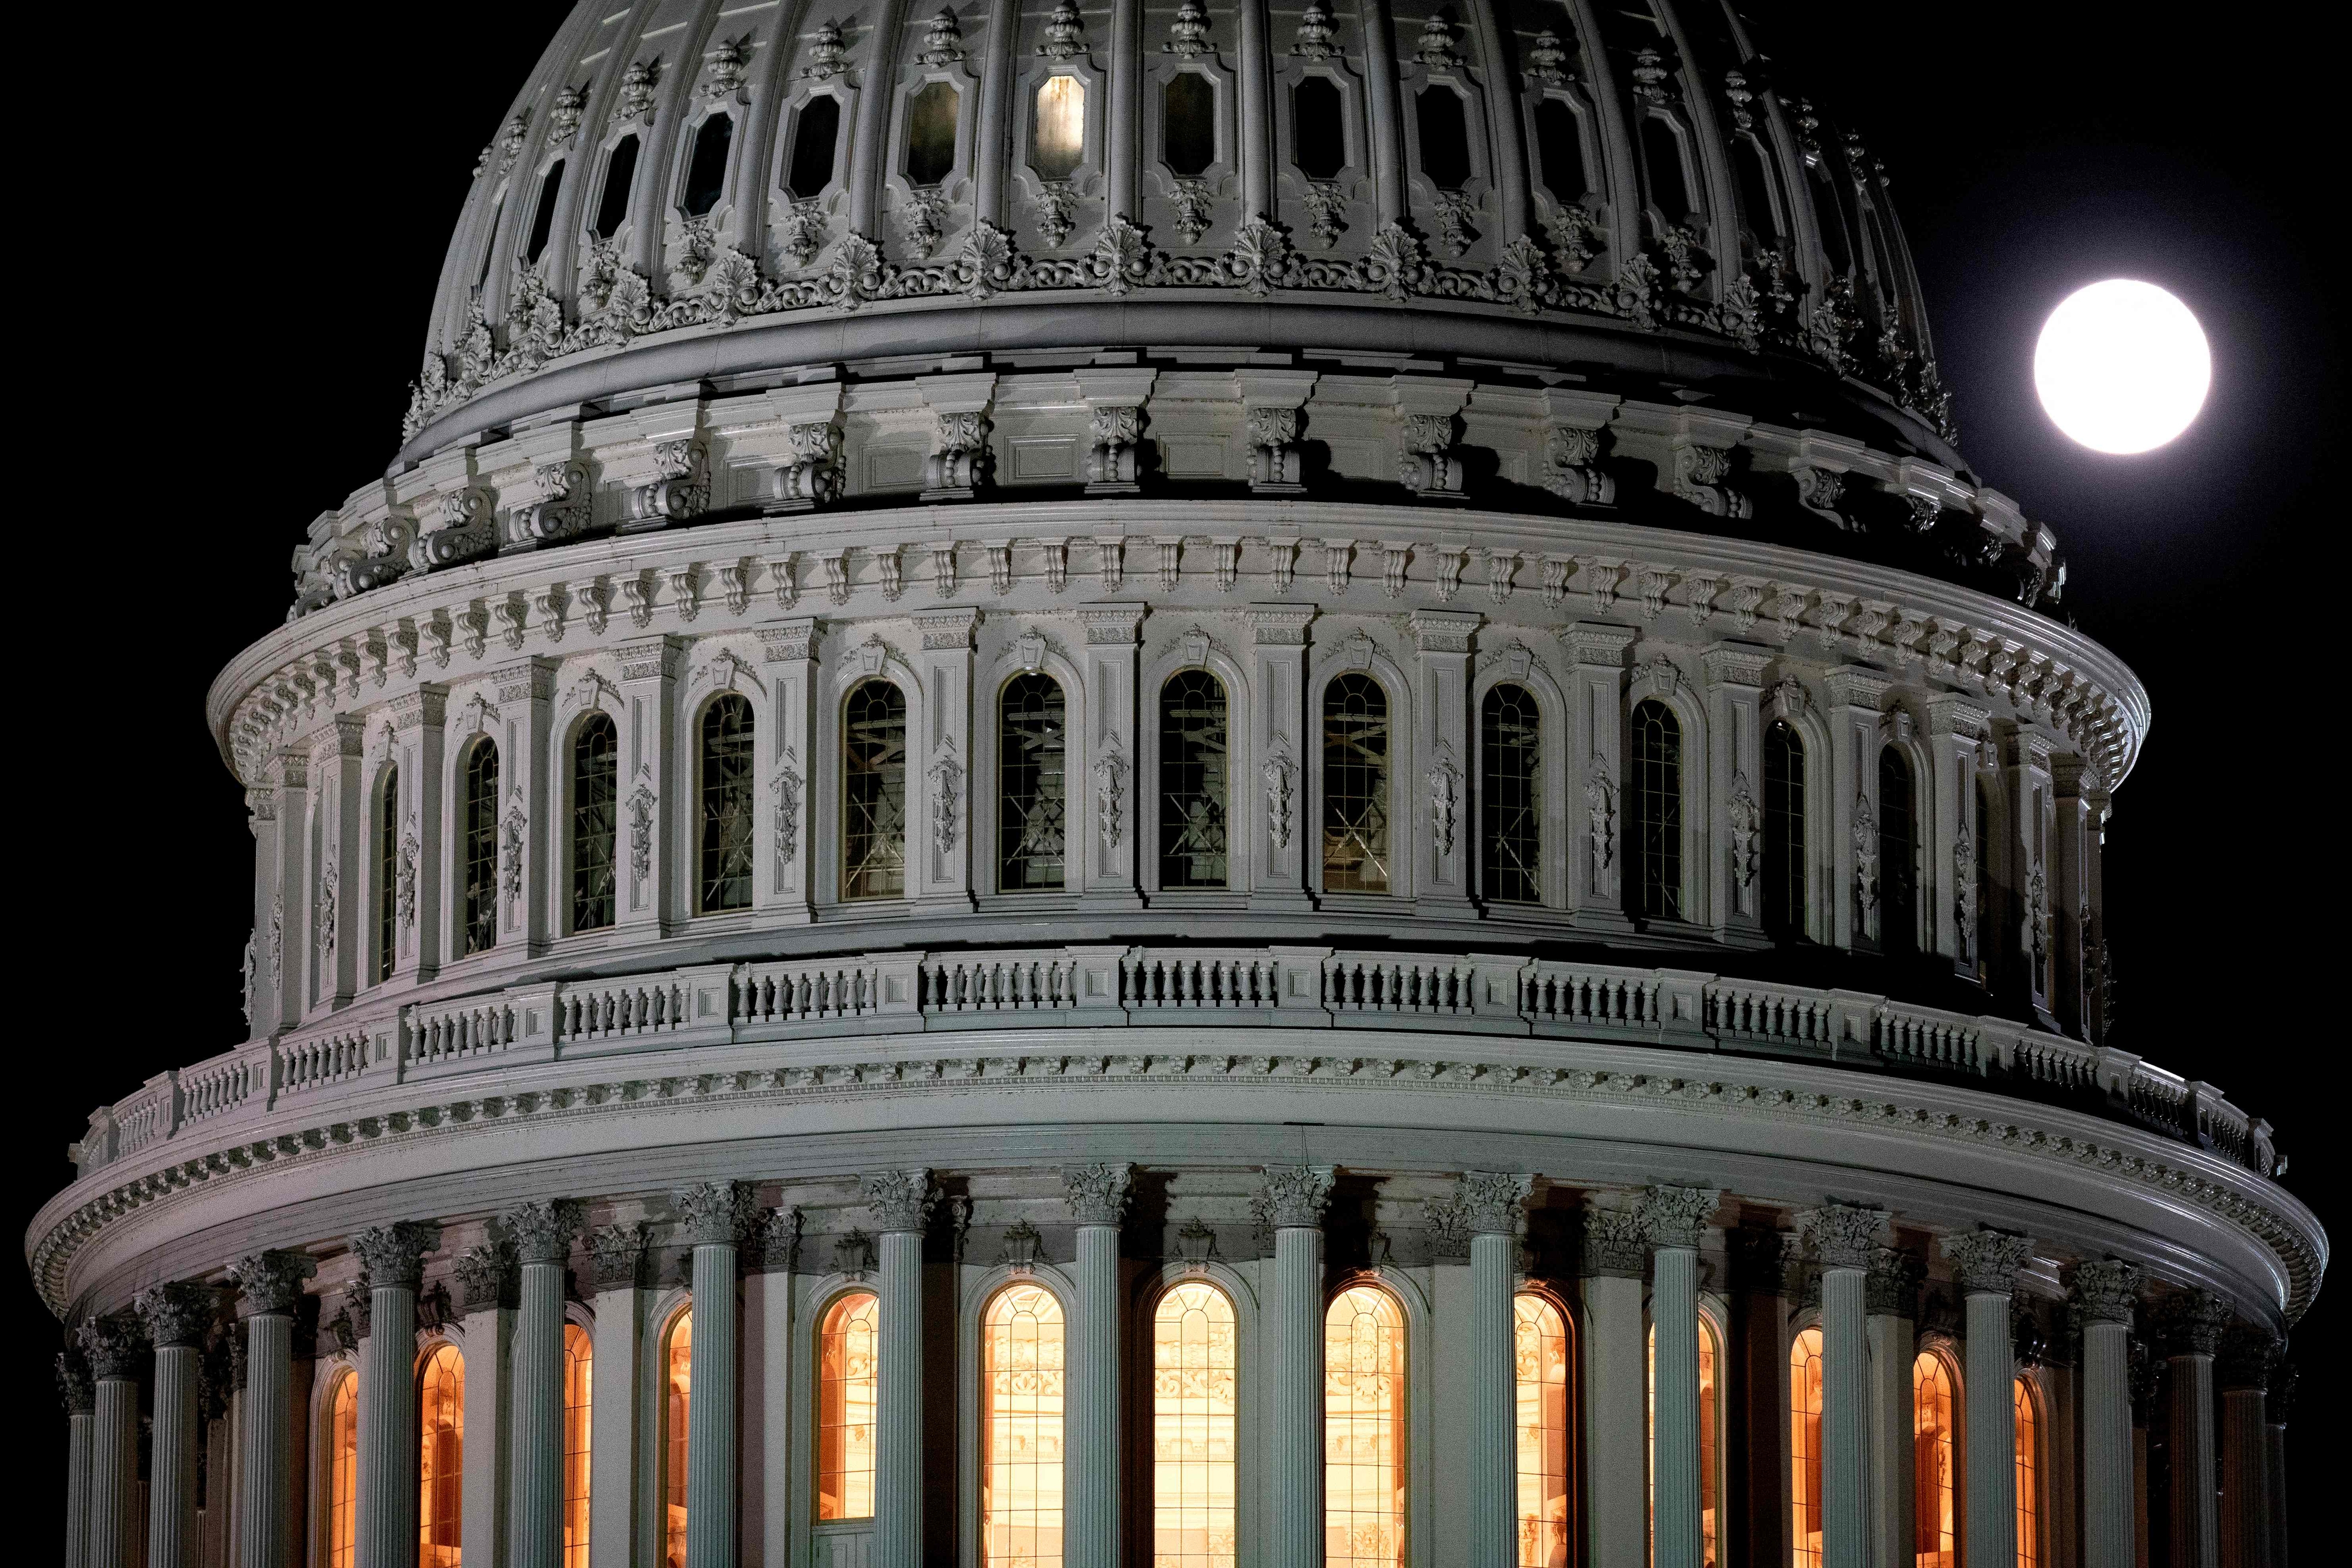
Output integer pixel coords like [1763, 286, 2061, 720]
[998, 674, 1067, 891]
[572, 714, 618, 932]
[1632, 700, 1682, 921]
[1481, 684, 1541, 904]
[1159, 670, 1230, 888]
[1153, 1281, 1239, 1568]
[376, 767, 399, 983]
[1322, 675, 1390, 892]
[699, 695, 756, 912]
[843, 680, 908, 900]
[1763, 720, 1805, 938]
[461, 738, 500, 956]
[1513, 1293, 1572, 1568]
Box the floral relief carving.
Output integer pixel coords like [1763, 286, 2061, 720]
[1728, 771, 1759, 891]
[1586, 757, 1618, 877]
[397, 817, 420, 931]
[627, 780, 657, 884]
[1428, 746, 1461, 857]
[315, 849, 339, 962]
[1094, 740, 1128, 850]
[1263, 740, 1295, 851]
[928, 740, 964, 855]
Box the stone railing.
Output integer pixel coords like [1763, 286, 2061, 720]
[68, 947, 2279, 1182]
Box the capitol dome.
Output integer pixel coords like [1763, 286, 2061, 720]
[34, 6, 2314, 1568]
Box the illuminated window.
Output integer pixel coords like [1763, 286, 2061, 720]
[594, 136, 640, 239]
[1035, 76, 1085, 180]
[981, 1284, 1067, 1568]
[907, 81, 960, 187]
[572, 714, 618, 933]
[376, 767, 400, 984]
[328, 1372, 358, 1568]
[2014, 1379, 2040, 1568]
[843, 680, 908, 900]
[1513, 1294, 1572, 1568]
[1159, 670, 1230, 889]
[461, 738, 500, 955]
[1789, 1328, 1824, 1568]
[419, 1345, 466, 1568]
[1153, 1281, 1239, 1568]
[1322, 675, 1390, 892]
[1912, 1353, 1957, 1568]
[1879, 749, 1916, 957]
[684, 114, 733, 218]
[1632, 700, 1682, 920]
[699, 694, 756, 912]
[817, 1292, 880, 1520]
[998, 674, 1067, 892]
[1325, 1285, 1406, 1568]
[1646, 1318, 1722, 1568]
[563, 1324, 593, 1568]
[1481, 684, 1541, 904]
[664, 1311, 692, 1568]
[1763, 721, 1805, 938]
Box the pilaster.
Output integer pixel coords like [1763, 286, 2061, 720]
[1076, 604, 1145, 907]
[387, 687, 449, 983]
[304, 716, 366, 1016]
[1411, 610, 1481, 915]
[1926, 696, 1991, 977]
[260, 752, 308, 1035]
[1580, 1193, 1647, 1568]
[1865, 1247, 1924, 1568]
[1247, 605, 1317, 907]
[584, 1225, 648, 1568]
[616, 637, 684, 935]
[863, 1170, 936, 1568]
[486, 660, 557, 955]
[1563, 624, 1636, 928]
[754, 620, 819, 922]
[1062, 1164, 1134, 1568]
[911, 609, 979, 911]
[1702, 645, 1772, 944]
[746, 1209, 800, 1568]
[2052, 754, 2097, 1037]
[2003, 726, 2058, 1023]
[1823, 667, 1892, 950]
[1259, 1165, 1335, 1568]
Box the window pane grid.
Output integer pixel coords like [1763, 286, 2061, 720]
[1632, 700, 1682, 921]
[563, 1325, 593, 1568]
[2014, 1379, 2039, 1568]
[462, 741, 500, 956]
[844, 681, 908, 900]
[1912, 1353, 1957, 1568]
[1763, 721, 1805, 939]
[419, 1345, 465, 1568]
[1160, 671, 1230, 888]
[699, 696, 756, 912]
[1322, 676, 1391, 893]
[572, 716, 618, 933]
[818, 1292, 881, 1520]
[982, 1285, 1067, 1568]
[1514, 1295, 1571, 1568]
[1153, 1281, 1238, 1568]
[1790, 1329, 1824, 1568]
[999, 675, 1068, 891]
[664, 1313, 691, 1568]
[1324, 1285, 1405, 1568]
[376, 768, 399, 984]
[1481, 685, 1541, 904]
[329, 1375, 358, 1568]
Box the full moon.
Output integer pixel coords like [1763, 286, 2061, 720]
[2033, 279, 2211, 454]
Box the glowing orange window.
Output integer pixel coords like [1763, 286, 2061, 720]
[418, 1345, 465, 1568]
[817, 1291, 881, 1520]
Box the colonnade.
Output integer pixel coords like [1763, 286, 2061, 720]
[53, 1176, 2290, 1568]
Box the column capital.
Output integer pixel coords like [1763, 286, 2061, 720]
[587, 1222, 650, 1292]
[756, 1205, 804, 1273]
[56, 1346, 95, 1414]
[1939, 1226, 2033, 1296]
[1793, 1201, 1890, 1269]
[1865, 1246, 1925, 1318]
[861, 1168, 939, 1233]
[350, 1219, 442, 1289]
[2152, 1289, 2230, 1358]
[78, 1312, 147, 1380]
[1060, 1162, 1135, 1226]
[1458, 1171, 1538, 1235]
[1406, 609, 1481, 653]
[1252, 1164, 1336, 1229]
[1581, 1195, 1649, 1279]
[1562, 621, 1636, 666]
[135, 1281, 219, 1349]
[503, 1198, 586, 1265]
[452, 1243, 516, 1313]
[672, 1181, 759, 1246]
[228, 1249, 316, 1315]
[1639, 1183, 1722, 1250]
[2215, 1326, 2280, 1392]
[2068, 1259, 2143, 1326]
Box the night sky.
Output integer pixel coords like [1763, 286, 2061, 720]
[17, 2, 2336, 1552]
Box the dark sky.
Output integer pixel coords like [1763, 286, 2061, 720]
[16, 1, 2336, 1553]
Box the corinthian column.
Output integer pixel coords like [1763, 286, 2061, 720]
[1582, 1198, 1649, 1568]
[2070, 1261, 2141, 1568]
[863, 1169, 937, 1568]
[2154, 1291, 2227, 1568]
[2266, 1362, 2295, 1568]
[1941, 1228, 2032, 1568]
[137, 1283, 219, 1568]
[81, 1313, 148, 1568]
[227, 1251, 313, 1568]
[2214, 1328, 2277, 1568]
[1866, 1247, 1925, 1568]
[1061, 1164, 1135, 1568]
[674, 1184, 755, 1568]
[1795, 1203, 1890, 1568]
[351, 1221, 442, 1568]
[505, 1201, 583, 1568]
[1461, 1173, 1537, 1568]
[1259, 1165, 1335, 1568]
[1643, 1185, 1722, 1568]
[59, 1348, 96, 1568]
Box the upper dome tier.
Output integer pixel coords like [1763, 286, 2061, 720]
[400, 0, 1952, 465]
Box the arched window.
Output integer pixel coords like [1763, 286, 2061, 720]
[817, 1291, 880, 1520]
[2014, 1378, 2040, 1568]
[376, 767, 400, 984]
[526, 160, 566, 263]
[1152, 1281, 1239, 1568]
[563, 1323, 593, 1568]
[1763, 720, 1805, 938]
[999, 674, 1067, 891]
[419, 1344, 465, 1568]
[1164, 73, 1215, 179]
[1632, 700, 1682, 920]
[1292, 76, 1344, 180]
[981, 1283, 1067, 1568]
[1646, 1318, 1722, 1568]
[1532, 100, 1586, 204]
[327, 1371, 358, 1568]
[683, 114, 733, 218]
[1415, 86, 1472, 190]
[1809, 165, 1852, 275]
[1160, 671, 1230, 889]
[461, 737, 499, 955]
[699, 694, 756, 912]
[475, 195, 506, 288]
[907, 81, 960, 186]
[663, 1311, 692, 1568]
[572, 714, 619, 933]
[594, 136, 640, 238]
[1879, 749, 1917, 957]
[1789, 1328, 1824, 1568]
[1325, 1284, 1406, 1568]
[1513, 1293, 1572, 1568]
[1640, 118, 1692, 221]
[1035, 76, 1087, 180]
[843, 680, 908, 901]
[1912, 1352, 1957, 1568]
[1322, 675, 1389, 892]
[1481, 684, 1540, 904]
[787, 96, 843, 199]
[1733, 139, 1783, 242]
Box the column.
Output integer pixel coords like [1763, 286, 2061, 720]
[352, 1222, 441, 1568]
[82, 1314, 148, 1568]
[2070, 1261, 2140, 1568]
[2156, 1292, 2225, 1568]
[753, 619, 818, 922]
[1260, 1166, 1335, 1568]
[2003, 728, 2057, 1022]
[1452, 1174, 1535, 1568]
[1823, 667, 1893, 950]
[259, 751, 309, 1035]
[1248, 605, 1317, 907]
[673, 1185, 754, 1568]
[1644, 1186, 1722, 1568]
[1234, 0, 1272, 213]
[1565, 625, 1636, 928]
[1581, 1197, 1648, 1568]
[747, 1209, 800, 1568]
[910, 609, 979, 911]
[1926, 696, 1991, 976]
[507, 1202, 582, 1568]
[1795, 1203, 1890, 1568]
[485, 659, 557, 954]
[2215, 1329, 2276, 1568]
[845, 0, 910, 236]
[615, 636, 683, 935]
[1866, 1248, 1925, 1568]
[863, 1171, 937, 1568]
[450, 1245, 513, 1568]
[1411, 610, 1481, 917]
[2129, 1340, 2158, 1568]
[387, 686, 449, 982]
[1941, 1228, 2030, 1568]
[2265, 1361, 2294, 1568]
[585, 1226, 649, 1568]
[305, 715, 365, 1017]
[1062, 1165, 1135, 1568]
[138, 1284, 218, 1568]
[59, 1348, 96, 1568]
[1075, 604, 1145, 905]
[1702, 645, 1771, 945]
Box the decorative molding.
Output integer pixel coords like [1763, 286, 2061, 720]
[1793, 1202, 1889, 1269]
[1252, 1164, 1335, 1229]
[1640, 1183, 1722, 1249]
[587, 1222, 650, 1291]
[2068, 1259, 2141, 1326]
[1061, 1162, 1134, 1226]
[862, 1167, 938, 1233]
[502, 1198, 584, 1266]
[671, 1181, 757, 1246]
[350, 1219, 442, 1290]
[1456, 1171, 1535, 1236]
[227, 1249, 316, 1315]
[134, 1281, 219, 1349]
